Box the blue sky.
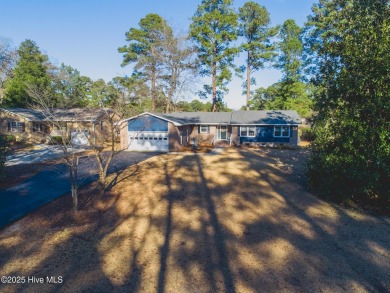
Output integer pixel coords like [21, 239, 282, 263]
[1, 0, 316, 109]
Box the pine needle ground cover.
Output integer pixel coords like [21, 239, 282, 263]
[1, 149, 389, 292]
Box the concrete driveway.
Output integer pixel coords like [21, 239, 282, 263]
[6, 144, 88, 166]
[0, 151, 160, 228]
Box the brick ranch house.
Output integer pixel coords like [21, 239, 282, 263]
[119, 110, 301, 152]
[0, 108, 116, 145]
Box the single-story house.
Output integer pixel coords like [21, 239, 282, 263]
[118, 110, 301, 152]
[0, 108, 117, 145]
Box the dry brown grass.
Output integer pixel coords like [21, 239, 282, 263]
[0, 148, 389, 293]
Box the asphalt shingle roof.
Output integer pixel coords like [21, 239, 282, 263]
[153, 112, 233, 125]
[230, 110, 301, 125]
[3, 108, 46, 121]
[2, 108, 109, 122]
[48, 108, 109, 122]
[151, 110, 300, 125]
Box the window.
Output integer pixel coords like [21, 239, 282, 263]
[198, 125, 209, 134]
[8, 122, 25, 133]
[248, 127, 255, 136]
[33, 123, 48, 133]
[274, 126, 290, 137]
[240, 126, 256, 137]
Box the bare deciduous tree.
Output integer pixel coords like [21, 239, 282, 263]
[27, 85, 86, 211]
[27, 83, 139, 211]
[87, 107, 124, 189]
[157, 26, 199, 113]
[0, 38, 17, 104]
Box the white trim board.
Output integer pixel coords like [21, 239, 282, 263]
[117, 112, 183, 126]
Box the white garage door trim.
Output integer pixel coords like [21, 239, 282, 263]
[128, 131, 169, 152]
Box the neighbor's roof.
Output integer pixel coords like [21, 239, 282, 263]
[230, 110, 301, 125]
[1, 108, 46, 121]
[2, 108, 110, 122]
[48, 108, 110, 122]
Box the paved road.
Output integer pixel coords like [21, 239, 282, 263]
[6, 144, 88, 166]
[0, 151, 160, 228]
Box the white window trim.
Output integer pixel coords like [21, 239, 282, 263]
[274, 126, 290, 137]
[217, 125, 228, 140]
[240, 126, 256, 137]
[10, 121, 25, 133]
[199, 125, 209, 133]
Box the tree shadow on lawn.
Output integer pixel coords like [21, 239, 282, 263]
[0, 149, 389, 292]
[0, 160, 162, 293]
[154, 149, 390, 292]
[236, 148, 390, 291]
[157, 154, 236, 293]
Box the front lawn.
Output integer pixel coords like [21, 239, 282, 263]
[1, 148, 389, 292]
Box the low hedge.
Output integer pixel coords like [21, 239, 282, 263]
[48, 136, 63, 145]
[3, 134, 16, 143]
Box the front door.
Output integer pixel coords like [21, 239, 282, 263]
[218, 125, 227, 140]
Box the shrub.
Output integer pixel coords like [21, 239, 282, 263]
[298, 128, 302, 139]
[48, 136, 63, 145]
[4, 135, 16, 143]
[300, 128, 316, 141]
[306, 124, 390, 204]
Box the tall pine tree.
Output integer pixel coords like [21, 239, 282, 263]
[119, 14, 171, 112]
[238, 1, 278, 111]
[190, 0, 238, 112]
[277, 19, 302, 83]
[269, 19, 313, 117]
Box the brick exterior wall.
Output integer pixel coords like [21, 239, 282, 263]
[119, 121, 129, 150]
[168, 122, 182, 152]
[231, 126, 240, 145]
[118, 118, 300, 152]
[0, 111, 46, 143]
[0, 111, 116, 145]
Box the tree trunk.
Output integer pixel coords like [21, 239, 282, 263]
[72, 187, 78, 212]
[69, 159, 79, 212]
[151, 46, 157, 112]
[247, 51, 251, 111]
[98, 171, 106, 190]
[212, 66, 217, 113]
[151, 65, 156, 112]
[96, 154, 106, 190]
[166, 73, 176, 113]
[212, 43, 217, 112]
[165, 97, 170, 113]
